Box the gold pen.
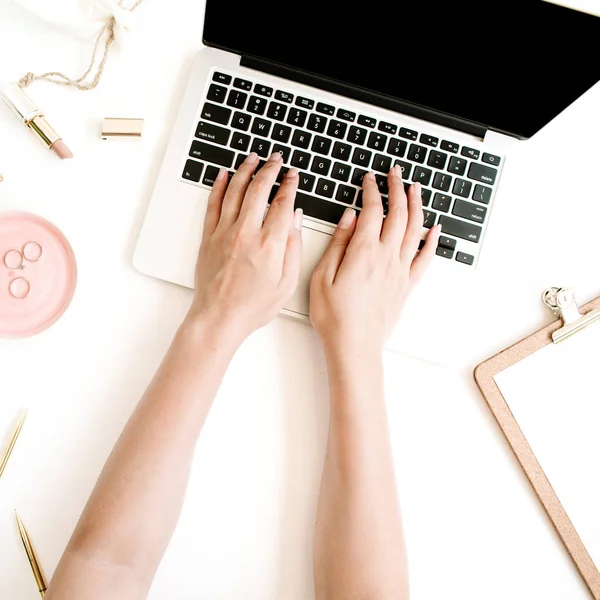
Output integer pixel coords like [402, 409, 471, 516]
[0, 409, 27, 479]
[15, 511, 48, 597]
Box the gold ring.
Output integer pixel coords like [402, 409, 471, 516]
[4, 249, 25, 270]
[22, 241, 43, 262]
[8, 277, 31, 300]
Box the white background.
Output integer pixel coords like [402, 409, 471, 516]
[0, 1, 599, 599]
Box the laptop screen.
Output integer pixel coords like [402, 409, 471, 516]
[203, 1, 600, 139]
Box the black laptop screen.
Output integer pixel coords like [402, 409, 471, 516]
[203, 1, 600, 139]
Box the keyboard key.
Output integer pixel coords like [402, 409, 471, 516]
[348, 126, 368, 145]
[291, 129, 312, 149]
[307, 114, 327, 133]
[336, 109, 356, 122]
[311, 156, 332, 176]
[294, 192, 347, 224]
[275, 90, 294, 103]
[296, 96, 314, 109]
[432, 193, 452, 212]
[452, 198, 487, 223]
[427, 150, 448, 170]
[234, 78, 252, 91]
[251, 138, 271, 158]
[201, 102, 231, 125]
[316, 102, 335, 116]
[247, 96, 268, 115]
[473, 184, 492, 204]
[456, 251, 475, 266]
[461, 146, 480, 159]
[298, 173, 316, 192]
[372, 154, 392, 174]
[272, 124, 292, 143]
[375, 174, 389, 195]
[407, 143, 427, 163]
[419, 133, 439, 147]
[394, 160, 412, 179]
[267, 102, 287, 121]
[234, 153, 248, 169]
[231, 132, 251, 152]
[287, 108, 308, 128]
[482, 152, 501, 166]
[448, 156, 467, 175]
[195, 121, 231, 145]
[327, 120, 348, 139]
[412, 166, 432, 186]
[251, 117, 272, 137]
[467, 162, 497, 185]
[190, 140, 234, 168]
[254, 84, 273, 97]
[352, 148, 372, 167]
[226, 89, 247, 109]
[367, 132, 388, 151]
[433, 172, 452, 192]
[231, 112, 252, 131]
[378, 121, 397, 135]
[399, 127, 418, 140]
[336, 184, 356, 204]
[331, 162, 352, 182]
[439, 215, 482, 243]
[312, 135, 332, 155]
[272, 144, 291, 163]
[387, 138, 407, 158]
[358, 115, 377, 128]
[436, 246, 454, 259]
[182, 159, 203, 182]
[316, 178, 336, 198]
[441, 140, 459, 153]
[356, 191, 363, 207]
[438, 236, 457, 250]
[452, 178, 472, 198]
[423, 210, 436, 228]
[208, 84, 228, 103]
[351, 168, 368, 187]
[276, 167, 290, 184]
[291, 149, 311, 169]
[332, 142, 352, 160]
[421, 188, 432, 207]
[202, 164, 221, 187]
[213, 72, 232, 85]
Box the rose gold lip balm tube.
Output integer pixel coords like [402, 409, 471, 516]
[1, 83, 73, 159]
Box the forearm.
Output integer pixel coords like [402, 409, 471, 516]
[46, 316, 239, 600]
[314, 344, 408, 600]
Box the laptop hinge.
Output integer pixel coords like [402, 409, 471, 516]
[241, 55, 488, 139]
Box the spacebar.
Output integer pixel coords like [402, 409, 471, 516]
[294, 192, 347, 225]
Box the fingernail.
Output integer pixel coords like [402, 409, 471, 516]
[413, 182, 422, 197]
[285, 167, 299, 179]
[393, 165, 403, 178]
[216, 168, 227, 181]
[364, 171, 375, 181]
[338, 208, 356, 229]
[244, 152, 258, 164]
[294, 208, 303, 231]
[269, 152, 282, 162]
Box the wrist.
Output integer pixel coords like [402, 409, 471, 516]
[180, 309, 245, 357]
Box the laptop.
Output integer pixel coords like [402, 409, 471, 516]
[134, 1, 600, 366]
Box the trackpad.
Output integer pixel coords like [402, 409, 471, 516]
[284, 225, 332, 317]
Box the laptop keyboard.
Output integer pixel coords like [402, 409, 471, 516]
[181, 70, 503, 267]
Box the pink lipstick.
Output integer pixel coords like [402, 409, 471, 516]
[1, 83, 73, 160]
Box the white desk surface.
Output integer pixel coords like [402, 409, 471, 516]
[1, 2, 599, 599]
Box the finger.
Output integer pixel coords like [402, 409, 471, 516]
[279, 209, 304, 295]
[218, 152, 260, 226]
[353, 172, 383, 241]
[237, 152, 284, 229]
[380, 165, 408, 245]
[410, 224, 441, 287]
[400, 182, 425, 260]
[202, 168, 229, 237]
[263, 168, 299, 245]
[314, 208, 357, 283]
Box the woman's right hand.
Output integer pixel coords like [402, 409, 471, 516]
[310, 166, 441, 356]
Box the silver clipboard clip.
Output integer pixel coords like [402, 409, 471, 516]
[542, 287, 600, 343]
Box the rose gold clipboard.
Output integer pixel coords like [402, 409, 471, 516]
[474, 289, 600, 599]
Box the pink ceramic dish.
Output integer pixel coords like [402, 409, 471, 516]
[0, 211, 77, 338]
